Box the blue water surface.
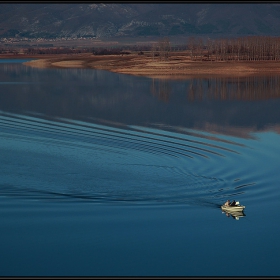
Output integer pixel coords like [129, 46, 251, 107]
[0, 59, 280, 276]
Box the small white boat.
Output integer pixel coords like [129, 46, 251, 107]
[221, 201, 245, 212]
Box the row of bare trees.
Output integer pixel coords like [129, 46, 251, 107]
[151, 37, 171, 60]
[187, 36, 280, 61]
[25, 47, 92, 55]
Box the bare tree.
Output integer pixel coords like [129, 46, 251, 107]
[153, 37, 171, 61]
[187, 36, 195, 60]
[162, 37, 171, 60]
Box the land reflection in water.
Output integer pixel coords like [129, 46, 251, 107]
[149, 75, 280, 138]
[1, 63, 280, 140]
[151, 75, 280, 102]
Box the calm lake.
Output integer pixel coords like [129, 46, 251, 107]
[0, 59, 280, 276]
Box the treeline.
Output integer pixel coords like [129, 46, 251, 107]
[188, 36, 280, 61]
[24, 46, 142, 55]
[25, 47, 125, 55]
[151, 37, 171, 60]
[25, 47, 91, 54]
[92, 48, 131, 55]
[4, 46, 146, 55]
[4, 35, 280, 61]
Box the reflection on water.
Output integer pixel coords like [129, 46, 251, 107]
[148, 76, 280, 138]
[150, 79, 171, 102]
[222, 209, 246, 220]
[188, 76, 280, 101]
[1, 63, 280, 140]
[150, 76, 280, 102]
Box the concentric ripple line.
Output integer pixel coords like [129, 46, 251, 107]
[0, 114, 191, 158]
[129, 125, 229, 157]
[0, 111, 238, 160]
[54, 118, 205, 158]
[0, 184, 107, 202]
[1, 112, 211, 159]
[0, 111, 267, 206]
[235, 182, 256, 189]
[129, 125, 242, 154]
[0, 112, 193, 158]
[58, 118, 228, 158]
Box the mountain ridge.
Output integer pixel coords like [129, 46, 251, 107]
[1, 3, 280, 39]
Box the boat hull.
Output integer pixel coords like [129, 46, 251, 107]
[221, 205, 245, 212]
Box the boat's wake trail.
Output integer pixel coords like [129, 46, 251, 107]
[0, 111, 255, 206]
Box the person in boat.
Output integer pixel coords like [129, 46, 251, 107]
[230, 200, 236, 206]
[224, 200, 231, 206]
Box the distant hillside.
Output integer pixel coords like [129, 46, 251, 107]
[1, 3, 280, 39]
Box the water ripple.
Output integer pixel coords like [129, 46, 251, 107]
[0, 110, 272, 206]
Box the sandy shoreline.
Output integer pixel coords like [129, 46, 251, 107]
[16, 53, 280, 79]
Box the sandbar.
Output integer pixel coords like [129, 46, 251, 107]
[20, 53, 280, 79]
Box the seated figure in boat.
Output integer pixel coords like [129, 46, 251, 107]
[224, 200, 231, 206]
[224, 199, 236, 206]
[230, 200, 236, 206]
